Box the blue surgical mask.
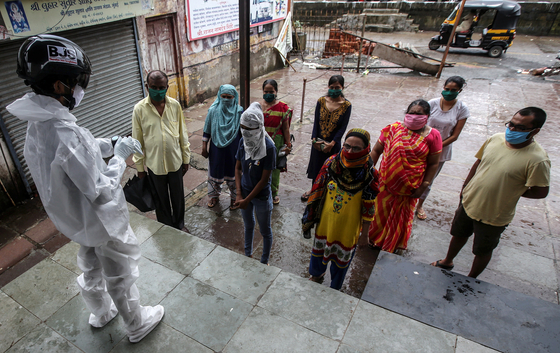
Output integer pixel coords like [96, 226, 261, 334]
[505, 128, 534, 144]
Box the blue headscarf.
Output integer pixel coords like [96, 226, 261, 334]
[203, 84, 243, 148]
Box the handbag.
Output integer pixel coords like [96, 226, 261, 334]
[123, 175, 155, 212]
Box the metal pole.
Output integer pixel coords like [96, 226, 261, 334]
[300, 78, 307, 123]
[340, 54, 345, 74]
[239, 0, 250, 109]
[436, 0, 467, 78]
[356, 16, 366, 73]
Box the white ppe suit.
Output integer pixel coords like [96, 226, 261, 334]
[7, 93, 162, 341]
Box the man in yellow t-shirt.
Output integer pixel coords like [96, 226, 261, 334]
[132, 70, 191, 230]
[432, 107, 550, 278]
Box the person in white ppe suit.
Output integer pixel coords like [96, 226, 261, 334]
[7, 34, 164, 343]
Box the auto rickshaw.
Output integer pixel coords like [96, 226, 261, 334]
[429, 0, 521, 58]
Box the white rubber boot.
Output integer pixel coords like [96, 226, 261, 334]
[127, 305, 165, 343]
[89, 302, 118, 328]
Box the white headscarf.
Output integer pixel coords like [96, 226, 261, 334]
[240, 102, 271, 161]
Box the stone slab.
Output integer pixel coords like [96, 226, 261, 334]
[2, 258, 80, 320]
[160, 277, 254, 351]
[129, 211, 164, 245]
[5, 323, 82, 353]
[0, 237, 34, 274]
[24, 218, 59, 244]
[111, 322, 212, 353]
[46, 295, 127, 353]
[135, 256, 185, 305]
[361, 252, 560, 353]
[223, 306, 339, 353]
[343, 300, 456, 353]
[0, 291, 41, 353]
[190, 246, 281, 305]
[455, 336, 500, 353]
[257, 271, 358, 340]
[50, 241, 81, 274]
[140, 226, 216, 275]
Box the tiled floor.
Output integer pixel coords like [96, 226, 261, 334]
[1, 30, 559, 352]
[0, 221, 501, 353]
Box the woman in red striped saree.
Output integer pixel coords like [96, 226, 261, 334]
[368, 100, 442, 253]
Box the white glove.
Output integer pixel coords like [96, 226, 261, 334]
[114, 136, 143, 160]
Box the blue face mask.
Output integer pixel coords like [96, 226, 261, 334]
[222, 98, 234, 107]
[505, 128, 534, 144]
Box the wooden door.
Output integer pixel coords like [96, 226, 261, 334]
[146, 16, 181, 103]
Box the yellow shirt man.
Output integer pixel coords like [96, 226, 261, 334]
[462, 133, 550, 226]
[132, 96, 191, 174]
[132, 70, 190, 230]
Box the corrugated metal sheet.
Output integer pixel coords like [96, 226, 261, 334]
[0, 19, 144, 191]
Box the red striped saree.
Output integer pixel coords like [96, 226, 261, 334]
[368, 122, 440, 253]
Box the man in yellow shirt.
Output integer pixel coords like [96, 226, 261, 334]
[432, 107, 550, 278]
[132, 70, 191, 230]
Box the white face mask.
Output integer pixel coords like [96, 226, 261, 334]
[73, 85, 85, 108]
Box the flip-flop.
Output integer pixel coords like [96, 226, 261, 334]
[273, 196, 280, 205]
[207, 198, 218, 208]
[432, 260, 454, 271]
[416, 209, 427, 220]
[229, 200, 239, 210]
[301, 192, 310, 202]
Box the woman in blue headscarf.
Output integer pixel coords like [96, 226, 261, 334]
[202, 84, 244, 209]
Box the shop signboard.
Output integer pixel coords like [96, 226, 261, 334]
[186, 0, 287, 41]
[0, 0, 153, 39]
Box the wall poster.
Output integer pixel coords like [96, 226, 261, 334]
[0, 0, 153, 39]
[186, 0, 287, 41]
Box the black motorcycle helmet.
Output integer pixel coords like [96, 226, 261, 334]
[16, 34, 92, 109]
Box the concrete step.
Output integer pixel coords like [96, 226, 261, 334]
[363, 8, 399, 14]
[364, 13, 408, 25]
[365, 24, 394, 33]
[362, 252, 560, 353]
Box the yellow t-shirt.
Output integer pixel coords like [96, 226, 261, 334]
[462, 133, 550, 226]
[132, 96, 191, 175]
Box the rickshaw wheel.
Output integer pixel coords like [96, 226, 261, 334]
[429, 40, 440, 50]
[488, 46, 504, 58]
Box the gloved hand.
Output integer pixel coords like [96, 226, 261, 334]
[114, 136, 143, 160]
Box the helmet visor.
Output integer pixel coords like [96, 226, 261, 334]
[77, 73, 90, 90]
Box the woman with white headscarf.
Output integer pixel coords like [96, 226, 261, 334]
[202, 84, 243, 209]
[234, 102, 277, 264]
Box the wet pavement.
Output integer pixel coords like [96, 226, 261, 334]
[0, 31, 559, 352]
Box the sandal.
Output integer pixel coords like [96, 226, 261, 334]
[273, 196, 280, 205]
[229, 199, 239, 210]
[416, 208, 427, 220]
[309, 273, 325, 284]
[207, 198, 218, 208]
[301, 191, 311, 202]
[431, 260, 454, 271]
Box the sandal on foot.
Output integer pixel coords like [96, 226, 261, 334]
[273, 196, 280, 205]
[301, 192, 310, 202]
[431, 260, 454, 271]
[229, 200, 239, 210]
[309, 273, 325, 284]
[207, 198, 218, 208]
[416, 209, 427, 220]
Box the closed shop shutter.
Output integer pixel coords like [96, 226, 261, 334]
[0, 19, 144, 193]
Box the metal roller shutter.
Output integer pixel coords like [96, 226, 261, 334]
[0, 19, 144, 193]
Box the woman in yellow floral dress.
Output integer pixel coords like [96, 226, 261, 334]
[302, 129, 379, 290]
